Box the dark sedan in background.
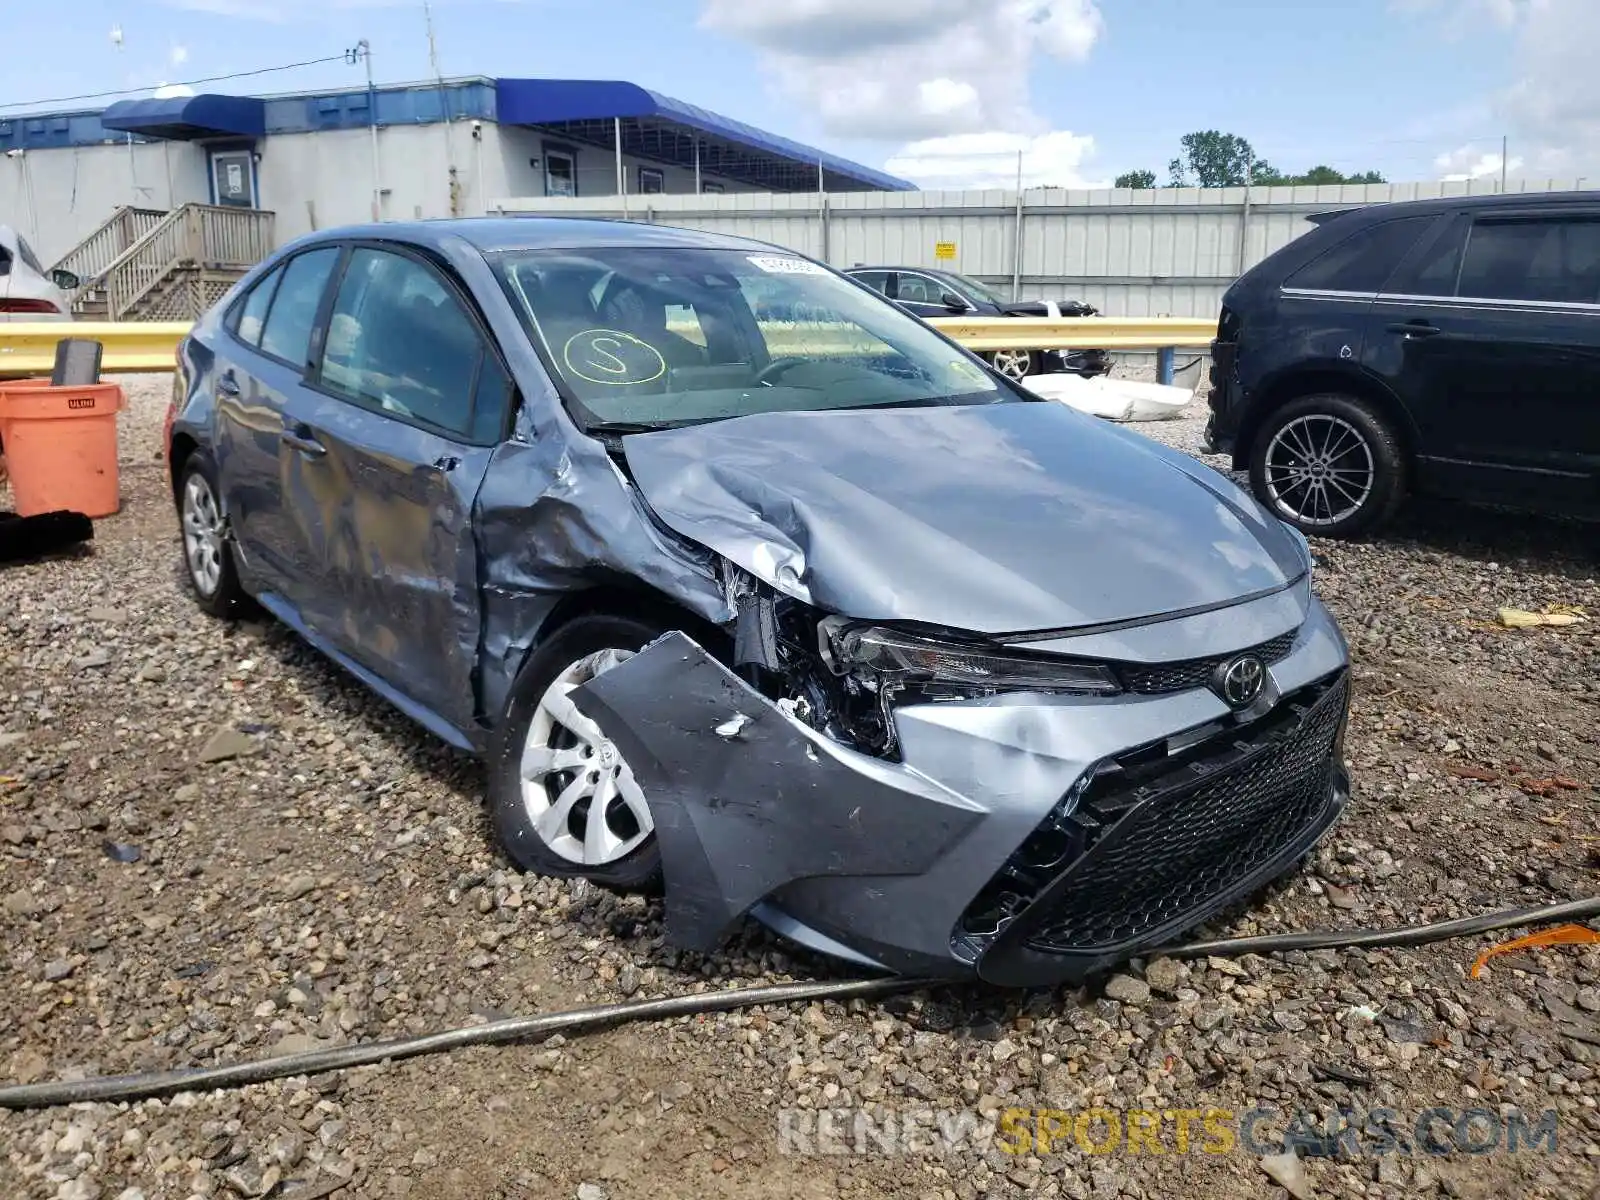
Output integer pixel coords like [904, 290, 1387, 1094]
[167, 218, 1349, 986]
[846, 265, 1110, 381]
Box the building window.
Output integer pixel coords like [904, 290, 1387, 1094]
[544, 147, 576, 198]
[638, 167, 665, 195]
[702, 181, 725, 195]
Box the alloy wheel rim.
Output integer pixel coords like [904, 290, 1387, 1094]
[181, 474, 225, 596]
[520, 648, 653, 866]
[1263, 414, 1375, 527]
[992, 349, 1031, 380]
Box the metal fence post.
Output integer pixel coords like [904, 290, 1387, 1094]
[1157, 346, 1175, 386]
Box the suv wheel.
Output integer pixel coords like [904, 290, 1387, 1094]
[489, 614, 666, 892]
[1249, 393, 1407, 538]
[988, 349, 1039, 380]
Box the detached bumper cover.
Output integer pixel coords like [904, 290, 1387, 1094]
[572, 633, 984, 954]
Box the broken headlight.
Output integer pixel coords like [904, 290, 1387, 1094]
[824, 624, 1121, 696]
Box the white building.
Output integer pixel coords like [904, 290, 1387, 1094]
[0, 75, 911, 315]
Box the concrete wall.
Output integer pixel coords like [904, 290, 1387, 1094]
[494, 179, 1595, 317]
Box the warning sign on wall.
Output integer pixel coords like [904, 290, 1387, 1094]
[934, 241, 957, 260]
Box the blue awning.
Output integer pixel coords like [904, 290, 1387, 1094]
[495, 79, 913, 193]
[101, 94, 266, 142]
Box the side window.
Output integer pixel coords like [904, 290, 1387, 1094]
[1286, 216, 1436, 293]
[1396, 218, 1467, 297]
[259, 248, 339, 367]
[232, 265, 284, 347]
[896, 274, 939, 303]
[850, 271, 891, 296]
[319, 247, 496, 441]
[1457, 218, 1600, 304]
[663, 303, 708, 347]
[16, 236, 45, 275]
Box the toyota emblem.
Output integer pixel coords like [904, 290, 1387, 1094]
[1215, 655, 1266, 708]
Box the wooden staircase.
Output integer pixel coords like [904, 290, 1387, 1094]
[51, 204, 276, 322]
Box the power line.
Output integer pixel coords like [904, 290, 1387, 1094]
[0, 53, 353, 113]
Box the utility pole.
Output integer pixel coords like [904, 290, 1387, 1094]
[349, 41, 381, 221]
[422, 0, 459, 216]
[1500, 135, 1508, 192]
[1011, 148, 1024, 300]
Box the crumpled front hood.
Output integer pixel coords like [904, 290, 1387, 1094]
[623, 402, 1308, 635]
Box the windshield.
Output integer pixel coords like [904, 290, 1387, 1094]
[947, 272, 1008, 305]
[492, 246, 1007, 430]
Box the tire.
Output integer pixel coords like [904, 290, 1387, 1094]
[488, 613, 668, 892]
[987, 348, 1040, 381]
[177, 451, 253, 618]
[1248, 393, 1407, 539]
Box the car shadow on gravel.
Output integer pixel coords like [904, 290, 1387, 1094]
[1365, 498, 1599, 569]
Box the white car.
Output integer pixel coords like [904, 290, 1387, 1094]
[0, 226, 76, 320]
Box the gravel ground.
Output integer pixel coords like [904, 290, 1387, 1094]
[2, 376, 1598, 1200]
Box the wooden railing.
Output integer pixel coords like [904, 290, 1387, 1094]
[50, 207, 168, 303]
[99, 205, 275, 321]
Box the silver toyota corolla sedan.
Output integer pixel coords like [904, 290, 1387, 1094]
[167, 219, 1351, 986]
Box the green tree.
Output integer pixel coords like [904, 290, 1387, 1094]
[1165, 133, 1388, 188]
[1114, 169, 1156, 189]
[1167, 130, 1259, 187]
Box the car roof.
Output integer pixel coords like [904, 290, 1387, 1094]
[283, 216, 788, 257]
[847, 265, 960, 274]
[1310, 189, 1600, 224]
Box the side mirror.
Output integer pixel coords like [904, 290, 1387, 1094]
[940, 291, 972, 312]
[50, 268, 81, 291]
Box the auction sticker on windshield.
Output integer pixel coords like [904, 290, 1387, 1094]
[748, 255, 828, 275]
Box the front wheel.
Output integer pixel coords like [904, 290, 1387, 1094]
[987, 348, 1040, 381]
[488, 614, 667, 892]
[1248, 393, 1407, 538]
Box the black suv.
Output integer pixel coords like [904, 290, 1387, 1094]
[1206, 192, 1600, 536]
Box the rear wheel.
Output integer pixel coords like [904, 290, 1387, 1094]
[1248, 393, 1407, 538]
[178, 452, 253, 617]
[489, 614, 667, 892]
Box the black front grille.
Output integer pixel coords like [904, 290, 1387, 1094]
[1026, 675, 1346, 951]
[1119, 629, 1297, 696]
[954, 673, 1347, 966]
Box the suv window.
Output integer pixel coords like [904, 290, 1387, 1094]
[259, 248, 340, 367]
[320, 247, 501, 441]
[1457, 217, 1600, 304]
[233, 265, 285, 347]
[1286, 216, 1436, 294]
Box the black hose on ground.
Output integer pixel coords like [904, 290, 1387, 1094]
[1160, 895, 1600, 959]
[2, 898, 1595, 1112]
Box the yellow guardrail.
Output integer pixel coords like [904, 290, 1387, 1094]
[926, 316, 1217, 351]
[0, 321, 190, 376]
[0, 316, 1215, 378]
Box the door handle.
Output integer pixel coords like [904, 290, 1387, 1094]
[1386, 321, 1442, 338]
[215, 371, 241, 398]
[280, 427, 326, 459]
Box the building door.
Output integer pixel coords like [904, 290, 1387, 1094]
[210, 149, 257, 208]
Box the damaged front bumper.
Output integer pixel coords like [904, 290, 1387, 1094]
[573, 598, 1351, 987]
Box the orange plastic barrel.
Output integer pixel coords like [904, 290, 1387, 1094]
[0, 380, 125, 518]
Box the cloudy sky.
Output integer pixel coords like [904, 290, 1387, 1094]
[2, 0, 1595, 189]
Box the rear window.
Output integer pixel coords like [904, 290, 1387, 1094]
[1285, 216, 1436, 294]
